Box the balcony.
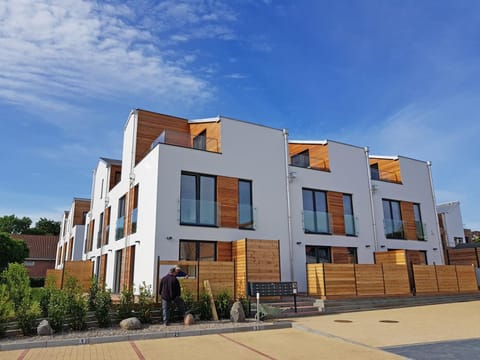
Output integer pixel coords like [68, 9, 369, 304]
[415, 221, 427, 241]
[384, 219, 405, 239]
[370, 167, 402, 184]
[151, 129, 220, 153]
[180, 199, 219, 226]
[131, 208, 138, 234]
[115, 216, 124, 240]
[344, 215, 358, 236]
[303, 210, 331, 234]
[290, 155, 329, 171]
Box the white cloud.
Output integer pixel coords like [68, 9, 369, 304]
[0, 0, 238, 115]
[224, 73, 247, 79]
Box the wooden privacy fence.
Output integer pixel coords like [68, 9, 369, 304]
[157, 260, 234, 301]
[413, 265, 478, 294]
[446, 248, 480, 266]
[45, 261, 93, 292]
[307, 263, 411, 298]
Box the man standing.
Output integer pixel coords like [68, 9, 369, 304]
[159, 267, 185, 325]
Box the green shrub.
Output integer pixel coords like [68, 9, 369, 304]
[94, 288, 112, 328]
[63, 276, 87, 330]
[16, 301, 41, 336]
[88, 277, 99, 311]
[137, 282, 153, 324]
[39, 275, 57, 317]
[238, 296, 250, 318]
[0, 284, 13, 337]
[1, 263, 31, 312]
[48, 289, 67, 332]
[214, 290, 233, 319]
[118, 286, 135, 320]
[197, 292, 212, 320]
[181, 289, 195, 314]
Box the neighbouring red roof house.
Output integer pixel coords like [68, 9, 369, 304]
[11, 234, 58, 278]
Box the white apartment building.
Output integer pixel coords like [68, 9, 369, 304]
[56, 198, 90, 269]
[437, 201, 466, 247]
[58, 109, 444, 293]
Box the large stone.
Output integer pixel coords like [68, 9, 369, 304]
[230, 301, 246, 323]
[184, 313, 195, 325]
[119, 317, 142, 330]
[37, 319, 53, 336]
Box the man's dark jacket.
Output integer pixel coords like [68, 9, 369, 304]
[159, 273, 181, 301]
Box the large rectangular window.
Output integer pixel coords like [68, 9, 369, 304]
[116, 195, 126, 240]
[343, 194, 356, 236]
[180, 173, 217, 226]
[413, 203, 425, 240]
[96, 212, 103, 249]
[305, 246, 331, 264]
[113, 249, 122, 293]
[302, 189, 329, 234]
[238, 180, 253, 229]
[179, 240, 216, 261]
[383, 199, 404, 239]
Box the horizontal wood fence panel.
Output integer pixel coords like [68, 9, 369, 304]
[435, 265, 459, 293]
[45, 269, 62, 289]
[413, 265, 438, 294]
[324, 264, 356, 296]
[456, 265, 479, 292]
[306, 264, 325, 297]
[382, 264, 411, 295]
[355, 264, 385, 296]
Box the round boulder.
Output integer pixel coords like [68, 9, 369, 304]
[120, 317, 142, 330]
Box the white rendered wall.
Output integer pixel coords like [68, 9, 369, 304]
[289, 141, 376, 291]
[437, 202, 465, 247]
[372, 157, 444, 264]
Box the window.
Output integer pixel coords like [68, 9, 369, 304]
[302, 189, 329, 233]
[113, 249, 122, 293]
[82, 211, 88, 225]
[193, 130, 207, 150]
[114, 171, 121, 185]
[413, 203, 425, 240]
[180, 173, 217, 226]
[305, 246, 331, 263]
[383, 199, 404, 239]
[97, 212, 103, 249]
[95, 256, 100, 280]
[84, 224, 89, 254]
[179, 240, 216, 261]
[343, 194, 356, 236]
[291, 150, 310, 168]
[131, 185, 139, 234]
[370, 163, 380, 180]
[238, 180, 253, 229]
[104, 207, 111, 245]
[116, 194, 126, 240]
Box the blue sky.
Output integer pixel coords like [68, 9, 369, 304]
[0, 0, 478, 229]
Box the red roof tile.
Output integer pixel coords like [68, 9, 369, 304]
[11, 234, 58, 260]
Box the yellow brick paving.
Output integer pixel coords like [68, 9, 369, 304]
[1, 301, 480, 359]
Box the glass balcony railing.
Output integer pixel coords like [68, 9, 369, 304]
[344, 215, 358, 236]
[115, 216, 124, 240]
[290, 155, 329, 171]
[131, 208, 138, 234]
[415, 221, 427, 241]
[151, 129, 220, 153]
[384, 218, 405, 239]
[180, 199, 218, 226]
[238, 204, 256, 229]
[371, 168, 402, 184]
[303, 210, 331, 234]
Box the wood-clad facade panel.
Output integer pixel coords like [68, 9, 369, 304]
[73, 200, 90, 226]
[217, 176, 238, 228]
[217, 241, 232, 261]
[400, 201, 417, 240]
[68, 238, 73, 261]
[135, 110, 189, 165]
[232, 239, 247, 299]
[331, 247, 357, 264]
[369, 158, 402, 183]
[288, 143, 330, 171]
[109, 164, 122, 191]
[99, 254, 108, 288]
[327, 192, 345, 235]
[374, 250, 407, 265]
[189, 122, 222, 152]
[102, 206, 111, 246]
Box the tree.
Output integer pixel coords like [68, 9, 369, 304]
[32, 217, 61, 236]
[0, 215, 32, 234]
[0, 233, 29, 272]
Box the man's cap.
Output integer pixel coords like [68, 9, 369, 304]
[175, 265, 182, 270]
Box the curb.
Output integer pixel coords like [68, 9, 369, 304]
[0, 321, 292, 351]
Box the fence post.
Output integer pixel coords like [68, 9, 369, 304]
[434, 263, 440, 293]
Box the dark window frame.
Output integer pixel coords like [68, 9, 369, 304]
[413, 203, 425, 240]
[179, 240, 217, 261]
[112, 249, 122, 293]
[238, 179, 254, 229]
[193, 130, 207, 150]
[383, 199, 404, 239]
[305, 245, 331, 264]
[291, 150, 310, 168]
[343, 194, 356, 236]
[302, 188, 330, 234]
[180, 172, 217, 227]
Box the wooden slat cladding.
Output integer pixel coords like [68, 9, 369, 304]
[68, 238, 73, 261]
[217, 241, 232, 261]
[246, 239, 280, 282]
[447, 248, 480, 266]
[413, 265, 438, 294]
[331, 247, 356, 264]
[405, 250, 427, 265]
[99, 254, 108, 288]
[217, 176, 238, 228]
[400, 202, 417, 240]
[135, 110, 189, 165]
[369, 158, 402, 183]
[435, 265, 459, 293]
[327, 192, 345, 235]
[382, 264, 411, 295]
[86, 219, 95, 252]
[288, 143, 330, 171]
[109, 165, 122, 191]
[232, 239, 247, 299]
[120, 245, 136, 291]
[73, 200, 90, 226]
[456, 265, 479, 292]
[323, 264, 356, 296]
[189, 122, 222, 152]
[355, 264, 385, 296]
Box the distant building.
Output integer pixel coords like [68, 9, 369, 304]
[437, 201, 466, 248]
[11, 234, 58, 278]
